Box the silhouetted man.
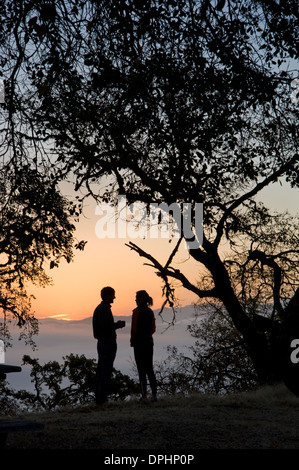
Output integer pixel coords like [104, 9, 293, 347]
[93, 286, 125, 405]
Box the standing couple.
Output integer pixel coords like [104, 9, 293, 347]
[92, 286, 157, 405]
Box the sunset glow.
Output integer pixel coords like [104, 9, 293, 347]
[30, 180, 298, 322]
[31, 197, 201, 321]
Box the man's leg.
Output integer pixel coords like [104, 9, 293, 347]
[96, 339, 117, 404]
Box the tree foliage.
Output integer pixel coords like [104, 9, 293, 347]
[156, 305, 259, 395]
[1, 354, 139, 412]
[0, 0, 298, 390]
[0, 1, 84, 336]
[0, 165, 81, 345]
[1, 0, 298, 202]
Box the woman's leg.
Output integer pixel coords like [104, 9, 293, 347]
[134, 346, 147, 398]
[144, 342, 157, 397]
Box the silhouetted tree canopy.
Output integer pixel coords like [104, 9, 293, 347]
[0, 167, 75, 318]
[156, 305, 259, 395]
[0, 0, 298, 391]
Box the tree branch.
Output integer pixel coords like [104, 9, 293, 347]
[125, 241, 218, 300]
[248, 249, 284, 316]
[214, 153, 299, 247]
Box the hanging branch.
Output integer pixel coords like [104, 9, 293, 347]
[125, 240, 218, 309]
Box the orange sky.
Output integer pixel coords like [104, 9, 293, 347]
[30, 196, 201, 320]
[29, 179, 298, 321]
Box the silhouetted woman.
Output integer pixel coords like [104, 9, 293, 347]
[130, 290, 157, 401]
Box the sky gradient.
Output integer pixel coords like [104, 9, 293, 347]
[30, 178, 298, 321]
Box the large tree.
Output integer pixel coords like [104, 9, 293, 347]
[1, 0, 298, 389]
[0, 0, 82, 341]
[0, 162, 81, 346]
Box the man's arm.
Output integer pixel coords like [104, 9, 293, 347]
[93, 304, 125, 339]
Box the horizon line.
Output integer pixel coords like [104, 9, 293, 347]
[37, 304, 200, 322]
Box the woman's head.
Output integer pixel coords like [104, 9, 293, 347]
[135, 290, 153, 306]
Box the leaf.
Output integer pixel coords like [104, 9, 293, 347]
[75, 240, 87, 251]
[216, 0, 226, 11]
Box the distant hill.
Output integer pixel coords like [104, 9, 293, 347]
[5, 304, 200, 393]
[38, 304, 201, 326]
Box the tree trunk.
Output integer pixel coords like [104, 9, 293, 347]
[220, 288, 280, 385]
[221, 284, 299, 393]
[271, 288, 299, 396]
[201, 249, 281, 385]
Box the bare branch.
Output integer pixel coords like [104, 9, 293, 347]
[164, 237, 183, 269]
[214, 153, 299, 247]
[248, 249, 283, 316]
[125, 241, 218, 300]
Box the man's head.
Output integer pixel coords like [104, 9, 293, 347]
[101, 286, 115, 304]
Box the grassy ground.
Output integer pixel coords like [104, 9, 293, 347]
[4, 383, 299, 449]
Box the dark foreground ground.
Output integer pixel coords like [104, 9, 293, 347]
[3, 384, 299, 450]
